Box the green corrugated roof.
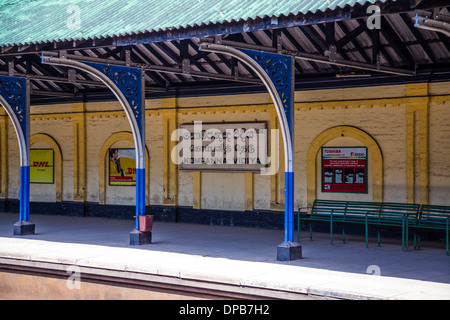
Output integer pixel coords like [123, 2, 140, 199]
[0, 0, 382, 47]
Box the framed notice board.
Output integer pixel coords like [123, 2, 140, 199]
[321, 146, 367, 193]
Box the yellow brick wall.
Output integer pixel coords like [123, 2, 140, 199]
[429, 100, 450, 205]
[296, 103, 407, 207]
[2, 81, 450, 210]
[176, 103, 271, 211]
[146, 114, 164, 205]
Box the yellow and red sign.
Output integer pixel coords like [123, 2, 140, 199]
[30, 149, 54, 184]
[109, 148, 136, 186]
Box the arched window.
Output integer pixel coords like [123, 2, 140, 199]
[98, 132, 149, 205]
[30, 133, 63, 202]
[307, 126, 383, 207]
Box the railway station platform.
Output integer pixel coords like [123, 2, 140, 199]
[0, 212, 449, 300]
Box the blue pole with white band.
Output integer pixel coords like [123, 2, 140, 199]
[84, 62, 146, 232]
[238, 48, 296, 244]
[0, 76, 34, 235]
[20, 166, 30, 221]
[199, 44, 301, 260]
[42, 56, 148, 244]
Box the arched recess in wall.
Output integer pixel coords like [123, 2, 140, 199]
[98, 131, 150, 205]
[307, 126, 383, 207]
[30, 133, 63, 202]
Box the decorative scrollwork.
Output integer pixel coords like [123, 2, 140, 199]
[87, 63, 144, 131]
[0, 75, 28, 144]
[0, 76, 27, 125]
[240, 49, 293, 130]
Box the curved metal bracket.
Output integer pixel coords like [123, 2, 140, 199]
[0, 76, 30, 223]
[414, 12, 450, 38]
[199, 43, 293, 173]
[42, 56, 146, 228]
[198, 43, 296, 244]
[0, 76, 29, 166]
[42, 57, 145, 170]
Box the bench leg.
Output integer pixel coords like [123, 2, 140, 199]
[401, 217, 411, 252]
[342, 226, 345, 244]
[413, 232, 416, 250]
[402, 221, 409, 252]
[402, 220, 405, 252]
[377, 228, 381, 247]
[309, 223, 312, 241]
[414, 232, 420, 250]
[406, 222, 409, 252]
[446, 218, 449, 256]
[330, 216, 333, 245]
[365, 219, 369, 248]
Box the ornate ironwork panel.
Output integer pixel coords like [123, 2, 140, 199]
[240, 49, 294, 131]
[86, 63, 144, 131]
[0, 76, 28, 141]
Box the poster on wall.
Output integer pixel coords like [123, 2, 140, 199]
[30, 149, 54, 184]
[109, 148, 136, 186]
[178, 122, 268, 172]
[322, 147, 367, 193]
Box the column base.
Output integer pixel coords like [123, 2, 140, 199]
[277, 241, 302, 261]
[13, 221, 35, 236]
[129, 229, 152, 245]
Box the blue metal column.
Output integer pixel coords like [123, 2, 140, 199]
[41, 55, 149, 244]
[239, 50, 297, 246]
[198, 43, 301, 260]
[0, 76, 34, 235]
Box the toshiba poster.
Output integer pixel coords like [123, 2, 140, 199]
[322, 147, 367, 193]
[30, 149, 54, 184]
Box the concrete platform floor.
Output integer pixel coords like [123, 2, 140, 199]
[0, 212, 449, 299]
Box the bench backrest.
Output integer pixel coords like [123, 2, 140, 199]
[308, 200, 450, 228]
[379, 202, 420, 221]
[310, 199, 420, 221]
[418, 205, 450, 224]
[345, 201, 381, 218]
[311, 199, 348, 216]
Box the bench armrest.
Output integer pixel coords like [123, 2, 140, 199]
[298, 206, 312, 214]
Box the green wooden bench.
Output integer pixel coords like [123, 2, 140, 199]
[298, 199, 420, 251]
[413, 205, 450, 256]
[369, 202, 420, 251]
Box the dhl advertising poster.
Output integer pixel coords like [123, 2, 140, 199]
[30, 149, 54, 183]
[109, 148, 136, 186]
[322, 147, 367, 193]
